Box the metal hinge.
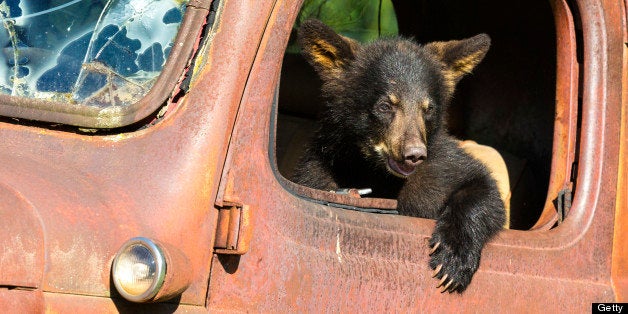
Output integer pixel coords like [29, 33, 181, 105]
[214, 201, 253, 255]
[555, 161, 578, 224]
[556, 187, 573, 224]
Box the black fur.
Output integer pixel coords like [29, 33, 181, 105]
[292, 19, 505, 293]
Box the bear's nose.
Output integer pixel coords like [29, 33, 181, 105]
[404, 145, 427, 166]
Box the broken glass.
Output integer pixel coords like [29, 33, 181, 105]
[0, 0, 188, 108]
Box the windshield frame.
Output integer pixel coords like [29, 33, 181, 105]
[0, 0, 213, 129]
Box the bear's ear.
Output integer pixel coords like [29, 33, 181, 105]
[298, 19, 358, 79]
[424, 34, 490, 85]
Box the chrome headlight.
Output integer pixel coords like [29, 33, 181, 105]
[112, 237, 166, 302]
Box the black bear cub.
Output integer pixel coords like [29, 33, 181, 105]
[292, 20, 505, 293]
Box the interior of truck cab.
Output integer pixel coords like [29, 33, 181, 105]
[275, 0, 562, 230]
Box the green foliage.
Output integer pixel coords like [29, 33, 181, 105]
[287, 0, 398, 53]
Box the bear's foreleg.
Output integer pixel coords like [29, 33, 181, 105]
[428, 175, 505, 293]
[292, 155, 339, 191]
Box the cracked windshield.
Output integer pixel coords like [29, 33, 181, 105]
[0, 0, 189, 108]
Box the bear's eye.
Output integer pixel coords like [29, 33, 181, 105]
[375, 101, 393, 114]
[424, 103, 434, 116]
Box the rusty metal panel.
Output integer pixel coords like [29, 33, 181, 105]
[0, 289, 43, 313]
[532, 0, 580, 230]
[611, 0, 628, 300]
[208, 0, 626, 311]
[43, 292, 205, 313]
[0, 0, 623, 311]
[0, 0, 277, 309]
[0, 183, 44, 289]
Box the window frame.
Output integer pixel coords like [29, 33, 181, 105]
[272, 0, 580, 231]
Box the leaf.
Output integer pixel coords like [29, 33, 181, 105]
[287, 0, 399, 53]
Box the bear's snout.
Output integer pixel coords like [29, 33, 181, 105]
[404, 145, 427, 166]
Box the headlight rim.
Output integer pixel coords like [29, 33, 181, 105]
[112, 237, 167, 303]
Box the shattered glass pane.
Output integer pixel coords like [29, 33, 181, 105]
[0, 0, 188, 108]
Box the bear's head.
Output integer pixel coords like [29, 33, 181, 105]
[298, 19, 490, 178]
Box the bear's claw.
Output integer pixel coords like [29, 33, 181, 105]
[429, 241, 440, 255]
[428, 233, 479, 294]
[440, 280, 457, 293]
[440, 278, 454, 293]
[436, 274, 449, 288]
[431, 264, 442, 277]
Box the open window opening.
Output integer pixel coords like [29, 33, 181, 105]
[275, 0, 579, 230]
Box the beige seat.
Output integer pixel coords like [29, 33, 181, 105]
[459, 140, 511, 229]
